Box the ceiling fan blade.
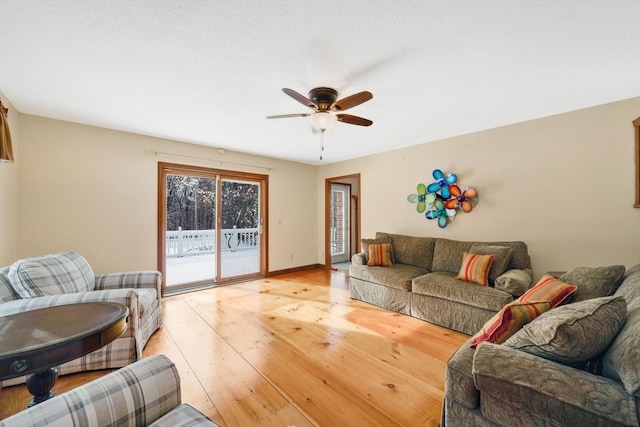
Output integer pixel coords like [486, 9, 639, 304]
[336, 114, 373, 127]
[282, 88, 316, 108]
[332, 91, 373, 111]
[266, 113, 311, 119]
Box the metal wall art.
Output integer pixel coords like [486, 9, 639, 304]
[407, 169, 478, 228]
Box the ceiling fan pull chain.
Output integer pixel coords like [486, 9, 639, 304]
[320, 130, 325, 161]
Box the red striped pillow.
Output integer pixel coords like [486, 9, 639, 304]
[456, 252, 495, 286]
[367, 244, 394, 267]
[470, 301, 551, 348]
[519, 275, 578, 308]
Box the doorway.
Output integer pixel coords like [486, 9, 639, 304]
[325, 174, 360, 270]
[158, 162, 268, 295]
[330, 183, 350, 264]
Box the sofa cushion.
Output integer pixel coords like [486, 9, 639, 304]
[456, 252, 494, 286]
[470, 301, 551, 348]
[349, 263, 427, 291]
[486, 241, 530, 270]
[518, 275, 577, 308]
[504, 295, 627, 365]
[376, 233, 436, 270]
[602, 264, 640, 395]
[494, 269, 533, 297]
[472, 342, 640, 427]
[432, 239, 474, 273]
[469, 244, 513, 283]
[559, 265, 626, 302]
[412, 272, 513, 311]
[8, 251, 95, 298]
[367, 244, 394, 267]
[361, 236, 393, 264]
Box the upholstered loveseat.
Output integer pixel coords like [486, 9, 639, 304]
[0, 355, 218, 426]
[444, 264, 640, 426]
[349, 232, 533, 335]
[0, 251, 162, 386]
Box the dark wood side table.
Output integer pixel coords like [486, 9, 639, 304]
[0, 302, 128, 407]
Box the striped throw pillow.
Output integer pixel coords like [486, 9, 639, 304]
[456, 252, 495, 286]
[367, 244, 394, 267]
[470, 301, 551, 348]
[519, 275, 577, 308]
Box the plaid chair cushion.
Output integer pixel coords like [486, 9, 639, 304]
[8, 251, 95, 298]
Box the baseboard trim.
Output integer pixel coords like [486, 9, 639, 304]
[267, 264, 324, 277]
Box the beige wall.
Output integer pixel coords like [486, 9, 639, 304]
[319, 97, 640, 279]
[15, 115, 318, 273]
[5, 97, 640, 279]
[0, 91, 19, 266]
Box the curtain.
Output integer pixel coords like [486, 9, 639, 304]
[0, 101, 14, 162]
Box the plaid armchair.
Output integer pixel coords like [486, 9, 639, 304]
[0, 355, 218, 426]
[0, 251, 163, 386]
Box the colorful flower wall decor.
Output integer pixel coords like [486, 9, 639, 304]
[407, 169, 478, 228]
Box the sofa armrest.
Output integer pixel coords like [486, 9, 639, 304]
[472, 342, 639, 426]
[351, 252, 367, 265]
[494, 268, 533, 297]
[95, 270, 162, 294]
[0, 355, 180, 427]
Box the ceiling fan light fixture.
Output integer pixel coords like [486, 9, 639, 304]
[310, 112, 337, 132]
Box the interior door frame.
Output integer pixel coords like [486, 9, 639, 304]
[158, 162, 268, 294]
[324, 173, 361, 269]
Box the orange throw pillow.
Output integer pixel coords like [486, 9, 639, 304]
[470, 301, 551, 348]
[457, 252, 495, 286]
[367, 244, 394, 267]
[519, 275, 578, 308]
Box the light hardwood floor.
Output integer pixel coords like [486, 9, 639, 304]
[0, 269, 468, 426]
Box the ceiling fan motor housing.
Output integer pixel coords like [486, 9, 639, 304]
[308, 87, 338, 111]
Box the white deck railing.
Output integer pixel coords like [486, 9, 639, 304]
[166, 228, 258, 258]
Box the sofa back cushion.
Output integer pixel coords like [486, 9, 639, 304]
[602, 264, 640, 395]
[432, 239, 475, 273]
[487, 241, 531, 270]
[432, 239, 531, 274]
[376, 232, 435, 270]
[8, 251, 95, 298]
[559, 265, 626, 302]
[0, 266, 18, 304]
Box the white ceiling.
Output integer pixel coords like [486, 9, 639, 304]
[1, 1, 639, 165]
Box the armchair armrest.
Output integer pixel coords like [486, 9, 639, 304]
[0, 290, 142, 334]
[472, 342, 638, 426]
[0, 355, 181, 427]
[95, 270, 161, 294]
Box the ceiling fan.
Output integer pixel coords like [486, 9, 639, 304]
[267, 87, 373, 132]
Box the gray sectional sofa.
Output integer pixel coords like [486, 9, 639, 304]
[349, 232, 533, 335]
[444, 264, 640, 426]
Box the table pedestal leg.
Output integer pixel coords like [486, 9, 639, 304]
[26, 367, 59, 407]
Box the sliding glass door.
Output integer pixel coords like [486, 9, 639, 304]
[219, 178, 261, 279]
[158, 163, 267, 294]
